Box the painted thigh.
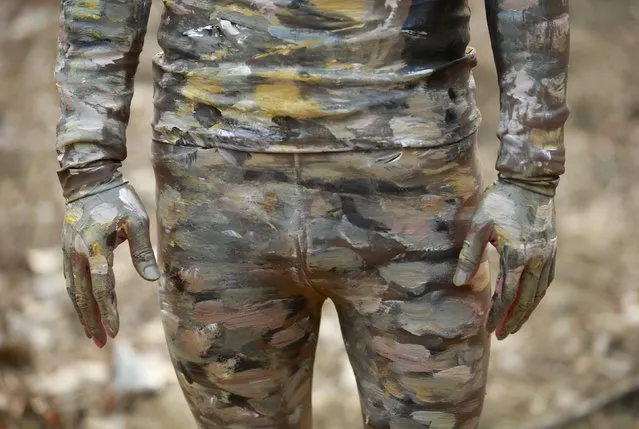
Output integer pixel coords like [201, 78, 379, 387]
[152, 143, 325, 429]
[303, 134, 491, 429]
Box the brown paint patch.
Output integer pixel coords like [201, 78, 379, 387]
[282, 365, 313, 408]
[263, 191, 279, 214]
[194, 300, 291, 329]
[372, 337, 434, 372]
[215, 368, 288, 399]
[270, 317, 312, 348]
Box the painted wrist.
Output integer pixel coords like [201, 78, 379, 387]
[495, 132, 565, 197]
[58, 161, 126, 202]
[496, 176, 557, 197]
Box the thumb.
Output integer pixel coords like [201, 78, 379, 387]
[453, 223, 488, 286]
[127, 217, 160, 281]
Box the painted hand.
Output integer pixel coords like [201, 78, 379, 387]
[62, 183, 160, 347]
[453, 180, 557, 340]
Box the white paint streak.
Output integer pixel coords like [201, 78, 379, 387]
[219, 19, 240, 36]
[411, 411, 456, 429]
[183, 25, 214, 38]
[90, 202, 118, 224]
[119, 187, 144, 213]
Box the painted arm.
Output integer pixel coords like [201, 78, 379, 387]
[55, 0, 158, 347]
[454, 0, 570, 340]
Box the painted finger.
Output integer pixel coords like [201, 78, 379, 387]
[453, 220, 490, 286]
[529, 248, 557, 313]
[487, 247, 524, 335]
[88, 246, 119, 339]
[509, 258, 554, 335]
[497, 267, 541, 339]
[126, 217, 160, 281]
[63, 251, 91, 339]
[71, 252, 107, 347]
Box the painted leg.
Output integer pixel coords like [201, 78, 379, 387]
[301, 134, 490, 428]
[152, 143, 325, 428]
[334, 265, 491, 429]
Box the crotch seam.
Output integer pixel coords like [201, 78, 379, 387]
[293, 153, 315, 289]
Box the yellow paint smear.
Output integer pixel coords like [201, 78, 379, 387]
[254, 69, 323, 83]
[311, 0, 368, 21]
[64, 213, 80, 226]
[182, 74, 224, 102]
[529, 127, 563, 149]
[81, 1, 98, 10]
[73, 12, 101, 20]
[253, 82, 324, 119]
[449, 170, 478, 194]
[255, 39, 321, 60]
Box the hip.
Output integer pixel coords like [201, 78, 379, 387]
[152, 132, 484, 268]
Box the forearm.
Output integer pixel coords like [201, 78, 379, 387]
[55, 0, 152, 200]
[485, 0, 570, 196]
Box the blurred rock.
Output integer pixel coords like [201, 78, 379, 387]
[112, 340, 173, 395]
[29, 361, 110, 398]
[26, 247, 61, 277]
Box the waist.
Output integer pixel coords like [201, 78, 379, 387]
[151, 50, 480, 153]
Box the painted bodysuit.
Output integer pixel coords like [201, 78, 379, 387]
[56, 0, 570, 428]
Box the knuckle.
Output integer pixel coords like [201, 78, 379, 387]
[505, 250, 525, 268]
[89, 254, 110, 274]
[517, 301, 532, 315]
[459, 245, 477, 263]
[93, 289, 109, 303]
[75, 296, 92, 311]
[501, 284, 519, 301]
[132, 247, 154, 261]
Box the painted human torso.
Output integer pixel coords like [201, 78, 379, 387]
[152, 0, 480, 151]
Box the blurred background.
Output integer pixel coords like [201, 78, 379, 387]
[1, 1, 638, 428]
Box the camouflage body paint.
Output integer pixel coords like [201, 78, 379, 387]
[56, 0, 481, 188]
[153, 133, 491, 428]
[55, 0, 570, 426]
[486, 0, 570, 197]
[54, 0, 569, 197]
[451, 0, 569, 341]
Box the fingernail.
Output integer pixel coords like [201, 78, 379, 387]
[144, 264, 161, 280]
[453, 269, 471, 286]
[107, 325, 118, 338]
[106, 318, 119, 338]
